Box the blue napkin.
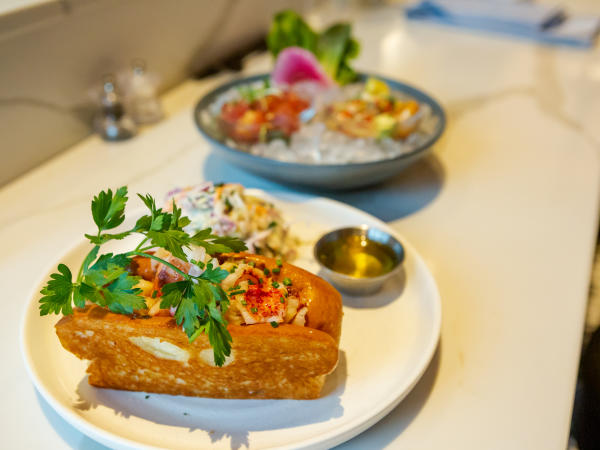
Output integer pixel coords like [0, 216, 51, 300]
[405, 0, 600, 48]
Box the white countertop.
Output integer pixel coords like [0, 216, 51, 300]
[4, 4, 600, 449]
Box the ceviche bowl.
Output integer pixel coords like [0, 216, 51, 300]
[194, 73, 445, 190]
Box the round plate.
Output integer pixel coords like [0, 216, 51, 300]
[193, 73, 446, 190]
[21, 191, 441, 450]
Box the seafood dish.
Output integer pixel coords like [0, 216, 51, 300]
[197, 11, 440, 165]
[39, 187, 342, 399]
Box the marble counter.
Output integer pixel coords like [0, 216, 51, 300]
[3, 3, 600, 449]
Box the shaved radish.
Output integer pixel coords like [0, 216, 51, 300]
[272, 47, 334, 87]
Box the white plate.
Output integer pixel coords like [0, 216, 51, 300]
[21, 191, 441, 450]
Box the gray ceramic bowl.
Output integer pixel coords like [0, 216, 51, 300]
[194, 73, 445, 190]
[314, 225, 405, 296]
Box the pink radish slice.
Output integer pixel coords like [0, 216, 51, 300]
[272, 47, 334, 87]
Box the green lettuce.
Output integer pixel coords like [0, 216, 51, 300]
[267, 10, 360, 85]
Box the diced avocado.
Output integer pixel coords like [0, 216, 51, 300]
[365, 77, 390, 98]
[374, 113, 396, 132]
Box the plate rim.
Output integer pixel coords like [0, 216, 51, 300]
[193, 72, 446, 170]
[20, 191, 441, 450]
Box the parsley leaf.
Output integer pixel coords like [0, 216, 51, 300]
[104, 273, 145, 314]
[159, 280, 191, 309]
[39, 264, 74, 316]
[85, 230, 131, 245]
[146, 229, 190, 261]
[169, 201, 191, 230]
[199, 262, 229, 284]
[91, 187, 128, 232]
[166, 280, 199, 337]
[203, 316, 232, 367]
[190, 229, 247, 254]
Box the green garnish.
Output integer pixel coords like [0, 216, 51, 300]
[283, 277, 292, 286]
[263, 267, 270, 276]
[224, 197, 233, 213]
[276, 258, 282, 267]
[280, 296, 285, 304]
[250, 307, 258, 313]
[268, 221, 277, 229]
[229, 289, 246, 296]
[248, 261, 256, 267]
[38, 186, 247, 367]
[240, 300, 247, 306]
[272, 281, 280, 288]
[270, 321, 279, 328]
[151, 290, 158, 299]
[259, 278, 264, 284]
[272, 267, 280, 275]
[248, 279, 255, 285]
[267, 10, 360, 84]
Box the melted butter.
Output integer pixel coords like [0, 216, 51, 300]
[318, 235, 398, 278]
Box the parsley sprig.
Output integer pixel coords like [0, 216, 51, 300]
[39, 186, 247, 366]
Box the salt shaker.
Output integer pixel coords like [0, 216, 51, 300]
[93, 75, 137, 141]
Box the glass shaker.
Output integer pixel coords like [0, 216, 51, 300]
[93, 75, 137, 141]
[124, 59, 163, 125]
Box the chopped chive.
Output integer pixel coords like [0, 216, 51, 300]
[248, 279, 254, 285]
[151, 290, 158, 299]
[283, 277, 292, 286]
[268, 221, 277, 228]
[183, 412, 189, 416]
[272, 280, 280, 288]
[276, 258, 282, 267]
[248, 261, 256, 267]
[241, 300, 247, 306]
[145, 394, 150, 399]
[263, 267, 270, 276]
[280, 296, 285, 304]
[229, 289, 246, 296]
[229, 265, 238, 273]
[250, 307, 258, 313]
[259, 278, 264, 284]
[270, 321, 279, 328]
[272, 267, 280, 275]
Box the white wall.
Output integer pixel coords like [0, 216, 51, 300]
[0, 0, 301, 186]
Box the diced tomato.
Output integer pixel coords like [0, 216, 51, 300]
[220, 109, 267, 143]
[220, 101, 249, 121]
[219, 91, 309, 144]
[271, 103, 302, 135]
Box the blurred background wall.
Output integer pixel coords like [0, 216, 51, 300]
[0, 0, 305, 186]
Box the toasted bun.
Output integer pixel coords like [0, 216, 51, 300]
[55, 253, 343, 399]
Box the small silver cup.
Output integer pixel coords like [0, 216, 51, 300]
[314, 225, 405, 296]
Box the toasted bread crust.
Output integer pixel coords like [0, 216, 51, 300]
[55, 254, 343, 399]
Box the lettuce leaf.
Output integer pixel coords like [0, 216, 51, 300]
[267, 10, 360, 85]
[267, 10, 318, 56]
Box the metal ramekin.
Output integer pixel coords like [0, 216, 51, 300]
[314, 225, 405, 296]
